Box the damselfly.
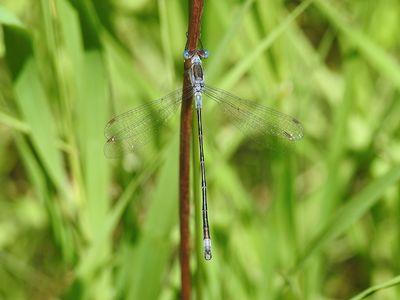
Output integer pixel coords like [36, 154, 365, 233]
[104, 49, 304, 260]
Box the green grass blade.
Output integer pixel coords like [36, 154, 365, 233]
[158, 0, 175, 86]
[207, 0, 254, 82]
[292, 165, 400, 273]
[73, 50, 112, 298]
[77, 51, 110, 235]
[314, 0, 400, 90]
[125, 136, 179, 300]
[218, 0, 312, 89]
[0, 111, 29, 133]
[0, 6, 24, 28]
[349, 275, 400, 300]
[14, 59, 67, 196]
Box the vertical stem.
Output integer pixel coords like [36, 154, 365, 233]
[179, 0, 204, 299]
[179, 68, 193, 300]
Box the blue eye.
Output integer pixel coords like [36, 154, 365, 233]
[183, 50, 191, 59]
[201, 49, 209, 58]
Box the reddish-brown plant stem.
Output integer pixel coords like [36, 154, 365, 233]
[179, 0, 204, 299]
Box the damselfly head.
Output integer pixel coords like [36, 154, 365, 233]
[183, 49, 209, 60]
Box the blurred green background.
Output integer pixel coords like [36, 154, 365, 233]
[1, 0, 400, 299]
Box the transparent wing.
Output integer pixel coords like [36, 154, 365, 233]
[104, 88, 193, 158]
[203, 85, 303, 148]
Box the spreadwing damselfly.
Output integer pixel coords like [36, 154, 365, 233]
[104, 49, 304, 260]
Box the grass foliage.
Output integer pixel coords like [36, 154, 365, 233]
[1, 0, 400, 299]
